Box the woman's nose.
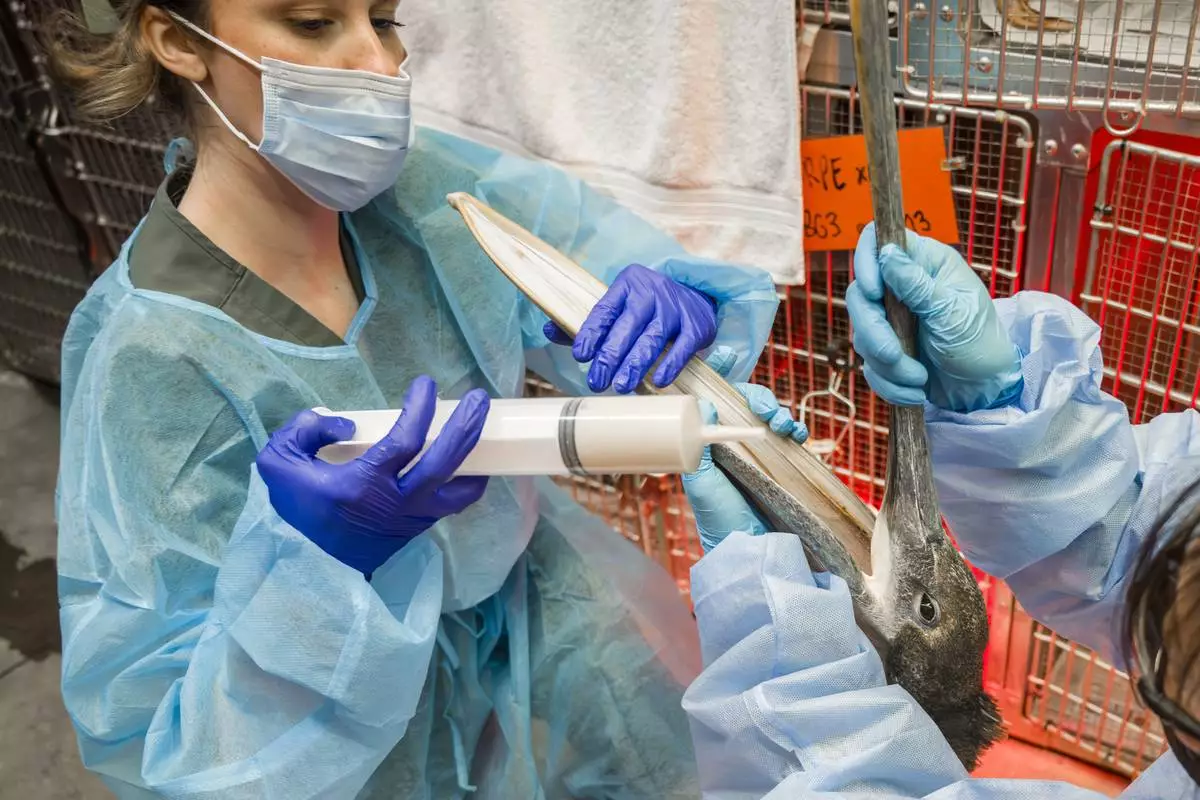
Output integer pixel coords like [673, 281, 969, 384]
[343, 25, 404, 75]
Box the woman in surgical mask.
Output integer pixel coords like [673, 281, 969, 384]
[48, 1, 789, 797]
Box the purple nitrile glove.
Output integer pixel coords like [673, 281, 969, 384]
[544, 264, 718, 394]
[256, 375, 491, 577]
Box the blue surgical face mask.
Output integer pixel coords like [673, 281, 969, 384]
[169, 12, 413, 212]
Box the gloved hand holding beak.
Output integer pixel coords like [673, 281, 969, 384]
[682, 348, 809, 554]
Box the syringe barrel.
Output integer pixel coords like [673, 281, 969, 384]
[315, 395, 709, 476]
[564, 395, 705, 475]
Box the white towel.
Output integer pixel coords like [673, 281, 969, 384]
[399, 0, 807, 284]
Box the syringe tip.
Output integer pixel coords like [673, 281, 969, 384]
[701, 425, 768, 444]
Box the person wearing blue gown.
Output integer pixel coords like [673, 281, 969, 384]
[51, 1, 795, 796]
[679, 223, 1200, 798]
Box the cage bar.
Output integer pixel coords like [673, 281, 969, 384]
[900, 0, 1200, 124]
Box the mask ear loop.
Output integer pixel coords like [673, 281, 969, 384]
[164, 10, 262, 70]
[187, 84, 261, 151]
[163, 10, 265, 152]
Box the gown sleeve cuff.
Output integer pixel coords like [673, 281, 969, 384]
[647, 256, 779, 384]
[218, 471, 444, 728]
[922, 291, 1141, 578]
[925, 291, 1110, 428]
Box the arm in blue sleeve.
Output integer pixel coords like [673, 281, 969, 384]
[463, 135, 779, 392]
[56, 340, 443, 799]
[684, 532, 1112, 800]
[925, 292, 1200, 659]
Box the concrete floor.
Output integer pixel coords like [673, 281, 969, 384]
[0, 372, 108, 798]
[0, 369, 1138, 798]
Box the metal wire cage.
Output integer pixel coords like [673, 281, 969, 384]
[0, 0, 181, 381]
[0, 11, 91, 384]
[44, 108, 176, 265]
[802, 0, 899, 25]
[14, 0, 178, 263]
[1082, 134, 1200, 419]
[986, 584, 1170, 776]
[900, 0, 1200, 130]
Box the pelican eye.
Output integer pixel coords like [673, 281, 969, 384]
[915, 592, 941, 627]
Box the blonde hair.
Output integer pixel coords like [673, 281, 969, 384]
[45, 0, 209, 124]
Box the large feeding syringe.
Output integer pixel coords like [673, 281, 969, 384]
[315, 395, 765, 476]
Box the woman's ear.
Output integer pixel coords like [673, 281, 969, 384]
[140, 6, 207, 83]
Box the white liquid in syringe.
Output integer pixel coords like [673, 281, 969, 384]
[315, 395, 764, 476]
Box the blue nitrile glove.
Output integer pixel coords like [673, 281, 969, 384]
[256, 376, 491, 577]
[683, 351, 808, 553]
[845, 223, 1024, 412]
[544, 264, 718, 394]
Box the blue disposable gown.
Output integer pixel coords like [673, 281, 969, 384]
[683, 292, 1197, 799]
[56, 127, 780, 799]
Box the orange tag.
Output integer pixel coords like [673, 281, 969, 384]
[801, 127, 961, 251]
